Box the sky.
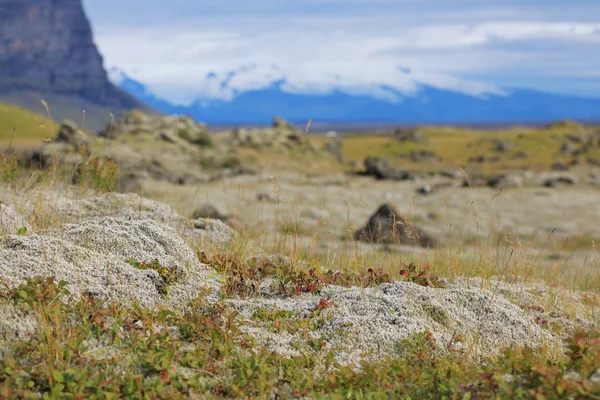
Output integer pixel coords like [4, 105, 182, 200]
[82, 0, 600, 105]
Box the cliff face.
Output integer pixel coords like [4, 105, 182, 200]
[0, 0, 152, 130]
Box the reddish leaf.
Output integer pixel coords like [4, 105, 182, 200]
[317, 297, 334, 310]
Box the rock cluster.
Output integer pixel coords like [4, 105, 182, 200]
[393, 127, 423, 143]
[19, 112, 253, 191]
[99, 111, 211, 146]
[230, 116, 316, 152]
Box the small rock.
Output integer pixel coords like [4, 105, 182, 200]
[416, 182, 453, 195]
[487, 175, 523, 189]
[492, 139, 510, 153]
[511, 151, 528, 160]
[393, 127, 422, 143]
[560, 143, 575, 155]
[468, 155, 500, 163]
[439, 168, 464, 179]
[256, 192, 278, 203]
[409, 150, 441, 162]
[543, 176, 576, 188]
[417, 184, 434, 196]
[551, 162, 570, 171]
[468, 155, 487, 164]
[176, 174, 201, 186]
[191, 203, 228, 221]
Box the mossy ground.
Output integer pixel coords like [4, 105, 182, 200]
[1, 108, 600, 398]
[1, 266, 599, 398]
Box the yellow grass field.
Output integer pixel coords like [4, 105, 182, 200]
[0, 103, 58, 149]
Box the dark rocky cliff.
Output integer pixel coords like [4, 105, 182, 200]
[0, 0, 153, 130]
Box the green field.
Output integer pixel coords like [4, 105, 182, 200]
[310, 121, 600, 173]
[0, 103, 58, 149]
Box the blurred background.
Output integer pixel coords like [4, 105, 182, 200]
[1, 0, 599, 131]
[1, 0, 600, 277]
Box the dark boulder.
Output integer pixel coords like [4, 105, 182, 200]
[191, 203, 228, 221]
[363, 157, 411, 180]
[354, 203, 437, 248]
[416, 182, 453, 196]
[543, 176, 576, 188]
[486, 175, 523, 189]
[364, 157, 388, 178]
[492, 139, 510, 153]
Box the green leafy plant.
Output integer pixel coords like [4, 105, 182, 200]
[125, 258, 179, 294]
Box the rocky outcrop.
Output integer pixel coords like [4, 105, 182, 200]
[229, 116, 316, 152]
[0, 0, 152, 130]
[393, 127, 423, 143]
[98, 111, 211, 145]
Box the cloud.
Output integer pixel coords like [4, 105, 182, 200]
[83, 0, 600, 103]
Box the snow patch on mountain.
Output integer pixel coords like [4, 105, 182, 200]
[109, 63, 505, 107]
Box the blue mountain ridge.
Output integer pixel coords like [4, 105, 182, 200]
[117, 73, 600, 125]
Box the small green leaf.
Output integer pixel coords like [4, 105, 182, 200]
[16, 226, 27, 235]
[52, 370, 64, 383]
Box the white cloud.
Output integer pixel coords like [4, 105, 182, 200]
[85, 1, 600, 103]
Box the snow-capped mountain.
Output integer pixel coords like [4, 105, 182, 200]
[109, 67, 600, 125]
